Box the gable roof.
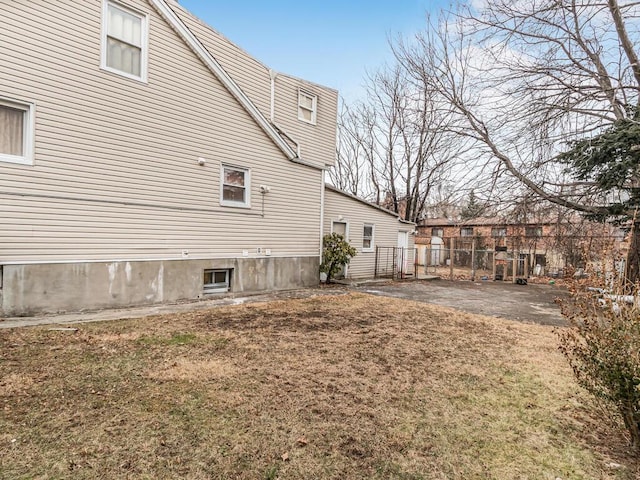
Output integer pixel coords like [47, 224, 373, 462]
[148, 0, 300, 162]
[325, 185, 416, 225]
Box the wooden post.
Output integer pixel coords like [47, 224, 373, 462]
[449, 237, 454, 281]
[374, 246, 379, 278]
[492, 250, 496, 281]
[512, 250, 518, 284]
[471, 238, 476, 281]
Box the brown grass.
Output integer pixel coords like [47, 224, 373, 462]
[0, 292, 637, 479]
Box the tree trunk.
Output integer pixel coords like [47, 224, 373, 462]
[621, 403, 640, 452]
[625, 220, 640, 286]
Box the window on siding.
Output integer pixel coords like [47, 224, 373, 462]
[363, 224, 374, 252]
[460, 227, 474, 237]
[221, 165, 250, 208]
[491, 227, 507, 237]
[0, 98, 34, 165]
[102, 1, 148, 81]
[203, 269, 231, 294]
[298, 90, 317, 124]
[431, 227, 444, 238]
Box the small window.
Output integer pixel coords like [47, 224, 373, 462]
[221, 165, 250, 208]
[460, 227, 474, 237]
[491, 227, 507, 237]
[298, 90, 317, 124]
[203, 269, 230, 294]
[102, 1, 148, 81]
[526, 226, 543, 237]
[363, 224, 374, 252]
[0, 98, 34, 165]
[431, 228, 444, 238]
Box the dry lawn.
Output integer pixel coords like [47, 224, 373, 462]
[1, 292, 637, 479]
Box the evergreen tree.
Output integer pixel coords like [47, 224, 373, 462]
[460, 190, 485, 220]
[558, 108, 640, 283]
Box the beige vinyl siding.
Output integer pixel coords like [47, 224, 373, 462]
[323, 187, 414, 279]
[273, 74, 338, 168]
[0, 0, 322, 263]
[170, 1, 338, 169]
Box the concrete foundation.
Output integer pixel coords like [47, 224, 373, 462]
[0, 256, 319, 317]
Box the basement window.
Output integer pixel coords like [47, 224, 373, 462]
[203, 269, 231, 294]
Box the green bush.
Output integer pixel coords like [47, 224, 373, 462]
[320, 233, 357, 283]
[558, 287, 640, 450]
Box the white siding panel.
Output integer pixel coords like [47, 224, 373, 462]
[323, 188, 414, 279]
[0, 0, 323, 263]
[274, 74, 338, 168]
[171, 2, 338, 169]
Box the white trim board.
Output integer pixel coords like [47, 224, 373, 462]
[147, 0, 298, 162]
[1, 254, 321, 266]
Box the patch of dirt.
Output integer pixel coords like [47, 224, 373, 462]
[0, 293, 635, 480]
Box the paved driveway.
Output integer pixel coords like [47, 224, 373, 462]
[355, 279, 569, 326]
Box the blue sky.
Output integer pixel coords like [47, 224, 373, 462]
[178, 0, 447, 101]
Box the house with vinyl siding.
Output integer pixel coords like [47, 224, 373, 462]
[323, 186, 416, 279]
[0, 0, 338, 315]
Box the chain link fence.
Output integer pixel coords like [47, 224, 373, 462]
[416, 238, 550, 282]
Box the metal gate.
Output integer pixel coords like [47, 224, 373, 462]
[374, 247, 416, 279]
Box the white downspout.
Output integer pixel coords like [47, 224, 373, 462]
[319, 169, 326, 271]
[269, 69, 277, 121]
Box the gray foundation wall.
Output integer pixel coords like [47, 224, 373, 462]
[0, 256, 320, 317]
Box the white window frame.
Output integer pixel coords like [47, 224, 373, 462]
[431, 227, 444, 238]
[203, 269, 231, 294]
[491, 227, 507, 237]
[220, 164, 251, 208]
[297, 89, 317, 124]
[101, 0, 149, 82]
[0, 97, 35, 166]
[362, 224, 375, 252]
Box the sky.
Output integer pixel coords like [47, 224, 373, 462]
[178, 0, 448, 102]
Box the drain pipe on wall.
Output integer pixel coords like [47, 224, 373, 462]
[270, 67, 324, 273]
[319, 169, 326, 270]
[269, 69, 277, 121]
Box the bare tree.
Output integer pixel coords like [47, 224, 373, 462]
[393, 0, 640, 281]
[331, 63, 469, 223]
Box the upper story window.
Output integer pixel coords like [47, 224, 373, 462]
[363, 224, 374, 252]
[460, 227, 474, 237]
[298, 90, 317, 124]
[526, 226, 543, 237]
[221, 165, 250, 208]
[0, 98, 34, 165]
[431, 227, 444, 238]
[102, 1, 148, 81]
[491, 227, 507, 237]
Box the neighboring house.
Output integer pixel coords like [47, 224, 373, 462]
[0, 0, 338, 315]
[416, 217, 623, 275]
[323, 186, 415, 279]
